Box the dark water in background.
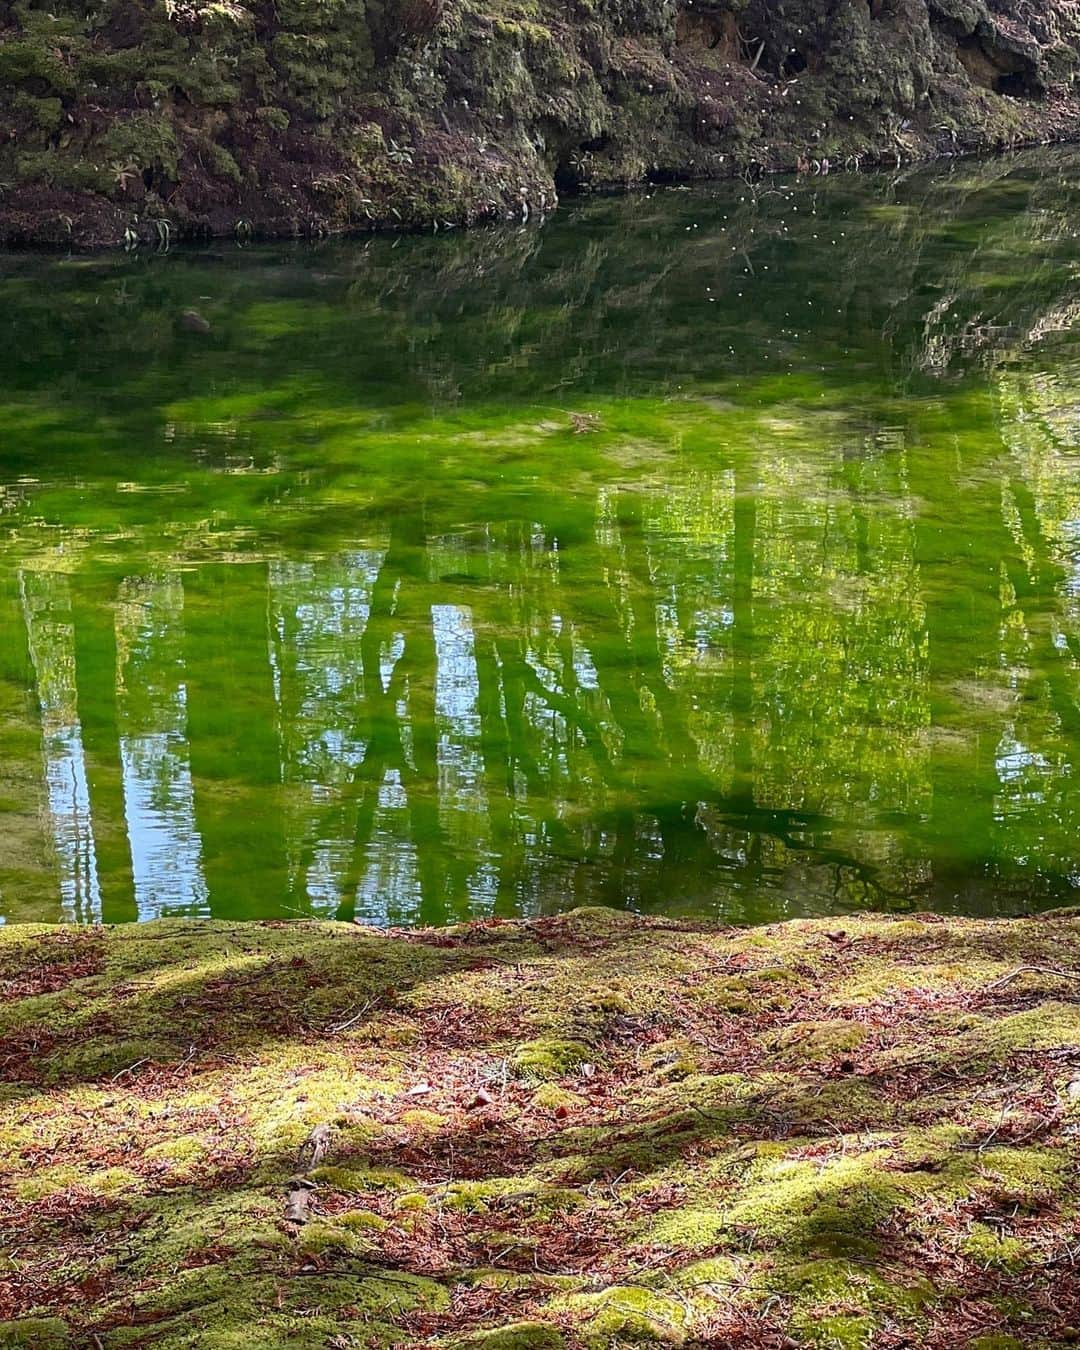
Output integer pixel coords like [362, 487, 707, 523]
[1, 149, 1078, 926]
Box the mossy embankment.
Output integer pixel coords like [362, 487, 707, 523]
[2, 907, 1079, 1347]
[1, 0, 1080, 246]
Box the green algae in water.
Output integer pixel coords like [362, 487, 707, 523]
[0, 149, 1078, 927]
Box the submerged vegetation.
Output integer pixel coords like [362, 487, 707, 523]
[1, 907, 1079, 1346]
[1, 152, 1079, 928]
[1, 0, 1080, 244]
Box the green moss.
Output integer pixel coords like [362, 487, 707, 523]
[450, 1323, 565, 1349]
[836, 960, 978, 1004]
[779, 1256, 932, 1309]
[0, 40, 77, 98]
[779, 1258, 935, 1348]
[583, 985, 634, 1014]
[99, 114, 181, 182]
[700, 964, 810, 1014]
[794, 1312, 876, 1350]
[15, 1164, 84, 1201]
[766, 1019, 868, 1064]
[399, 1107, 447, 1132]
[98, 1265, 448, 1348]
[723, 1151, 904, 1254]
[83, 1165, 140, 1196]
[649, 1203, 729, 1253]
[120, 1191, 289, 1276]
[10, 92, 65, 133]
[296, 1217, 381, 1257]
[0, 1319, 69, 1348]
[512, 1037, 591, 1082]
[310, 1164, 409, 1192]
[976, 1146, 1068, 1205]
[966, 1002, 1080, 1062]
[14, 1160, 141, 1201]
[442, 1181, 495, 1214]
[256, 105, 291, 131]
[667, 1255, 742, 1292]
[559, 1286, 688, 1346]
[201, 140, 244, 186]
[642, 1037, 700, 1081]
[960, 1222, 1030, 1271]
[145, 1134, 211, 1172]
[531, 1083, 587, 1112]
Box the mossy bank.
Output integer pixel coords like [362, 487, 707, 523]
[1, 0, 1080, 246]
[2, 907, 1079, 1346]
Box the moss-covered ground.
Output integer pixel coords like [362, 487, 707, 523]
[1, 907, 1079, 1347]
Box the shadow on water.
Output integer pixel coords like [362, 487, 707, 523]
[0, 147, 1078, 925]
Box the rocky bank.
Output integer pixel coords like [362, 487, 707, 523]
[1, 0, 1080, 246]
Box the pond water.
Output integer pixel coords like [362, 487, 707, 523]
[1, 150, 1078, 926]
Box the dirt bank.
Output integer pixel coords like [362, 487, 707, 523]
[1, 906, 1078, 1346]
[1, 0, 1079, 247]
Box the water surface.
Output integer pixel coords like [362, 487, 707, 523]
[1, 150, 1079, 925]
